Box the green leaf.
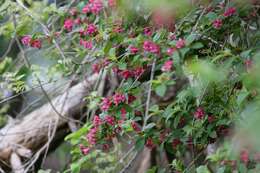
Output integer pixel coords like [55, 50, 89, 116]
[205, 12, 218, 21]
[135, 137, 145, 151]
[196, 166, 210, 173]
[186, 34, 197, 45]
[71, 163, 80, 173]
[144, 123, 156, 131]
[190, 42, 204, 49]
[236, 89, 250, 106]
[155, 84, 167, 97]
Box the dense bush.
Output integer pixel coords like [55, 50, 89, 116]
[1, 0, 260, 172]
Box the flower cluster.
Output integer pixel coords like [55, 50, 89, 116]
[82, 0, 103, 15]
[21, 36, 42, 49]
[212, 6, 237, 29]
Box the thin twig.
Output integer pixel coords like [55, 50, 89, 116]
[142, 59, 156, 130]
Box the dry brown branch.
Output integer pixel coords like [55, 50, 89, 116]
[0, 74, 98, 165]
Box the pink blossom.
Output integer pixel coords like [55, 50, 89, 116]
[102, 58, 110, 67]
[120, 108, 127, 120]
[21, 36, 31, 46]
[224, 7, 236, 17]
[31, 39, 42, 49]
[93, 115, 102, 127]
[80, 39, 93, 49]
[166, 47, 176, 56]
[92, 63, 100, 74]
[113, 26, 123, 33]
[143, 40, 160, 54]
[208, 115, 215, 123]
[131, 121, 141, 132]
[169, 34, 176, 41]
[101, 97, 112, 111]
[108, 0, 117, 7]
[144, 27, 153, 36]
[102, 144, 110, 151]
[129, 45, 139, 54]
[194, 107, 205, 119]
[245, 59, 253, 71]
[105, 115, 115, 126]
[120, 70, 133, 79]
[82, 4, 91, 13]
[176, 38, 185, 49]
[145, 138, 155, 149]
[74, 18, 81, 25]
[86, 127, 98, 145]
[64, 19, 74, 32]
[113, 93, 126, 106]
[161, 60, 173, 72]
[80, 145, 91, 155]
[128, 94, 136, 104]
[133, 67, 145, 77]
[82, 0, 103, 14]
[69, 8, 77, 16]
[213, 19, 223, 29]
[240, 149, 249, 165]
[86, 24, 97, 35]
[172, 139, 181, 149]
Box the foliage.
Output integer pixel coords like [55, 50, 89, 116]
[1, 0, 260, 172]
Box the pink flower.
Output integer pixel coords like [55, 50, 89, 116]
[82, 0, 103, 14]
[102, 58, 110, 67]
[143, 40, 160, 54]
[90, 0, 103, 14]
[120, 108, 127, 120]
[80, 145, 90, 155]
[159, 129, 170, 143]
[112, 66, 121, 74]
[128, 94, 136, 104]
[129, 45, 139, 54]
[194, 107, 205, 119]
[113, 93, 125, 106]
[133, 67, 145, 77]
[145, 138, 155, 149]
[224, 7, 236, 17]
[21, 36, 31, 46]
[86, 127, 98, 145]
[245, 59, 253, 71]
[208, 115, 215, 123]
[93, 115, 102, 127]
[80, 39, 93, 49]
[213, 19, 223, 29]
[74, 18, 81, 25]
[102, 144, 110, 151]
[176, 38, 185, 49]
[166, 47, 176, 56]
[69, 8, 77, 16]
[172, 139, 181, 149]
[64, 19, 74, 32]
[31, 39, 42, 49]
[144, 27, 153, 36]
[86, 24, 97, 35]
[240, 149, 249, 165]
[105, 115, 115, 126]
[113, 26, 123, 33]
[131, 121, 141, 132]
[101, 97, 112, 111]
[92, 63, 100, 74]
[169, 34, 176, 41]
[161, 60, 173, 72]
[82, 4, 91, 13]
[108, 0, 117, 7]
[120, 70, 133, 79]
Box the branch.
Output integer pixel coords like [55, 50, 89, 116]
[0, 74, 98, 165]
